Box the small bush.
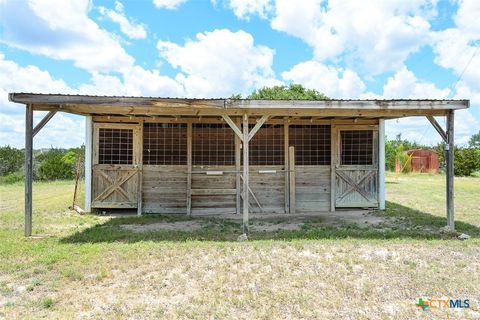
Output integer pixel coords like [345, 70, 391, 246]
[36, 148, 76, 180]
[0, 146, 24, 175]
[0, 172, 24, 184]
[454, 147, 480, 176]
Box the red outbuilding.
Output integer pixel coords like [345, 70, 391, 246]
[395, 149, 439, 173]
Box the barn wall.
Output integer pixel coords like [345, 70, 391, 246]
[296, 166, 330, 212]
[248, 166, 286, 213]
[191, 165, 236, 214]
[90, 118, 381, 214]
[142, 165, 187, 213]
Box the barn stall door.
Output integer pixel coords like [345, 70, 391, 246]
[92, 123, 141, 209]
[334, 126, 379, 208]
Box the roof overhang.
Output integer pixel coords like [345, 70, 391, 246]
[8, 93, 469, 119]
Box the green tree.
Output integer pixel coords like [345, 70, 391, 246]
[469, 130, 480, 148]
[0, 146, 24, 176]
[231, 84, 330, 100]
[454, 147, 480, 176]
[36, 148, 76, 180]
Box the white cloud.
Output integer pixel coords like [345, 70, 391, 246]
[78, 66, 185, 97]
[382, 66, 450, 99]
[99, 1, 147, 39]
[281, 60, 365, 98]
[157, 29, 278, 97]
[153, 0, 188, 10]
[431, 0, 480, 99]
[239, 0, 436, 74]
[227, 0, 273, 20]
[0, 54, 84, 148]
[0, 53, 72, 115]
[0, 0, 134, 73]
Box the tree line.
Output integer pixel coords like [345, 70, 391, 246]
[0, 146, 84, 183]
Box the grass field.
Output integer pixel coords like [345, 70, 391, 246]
[0, 173, 479, 319]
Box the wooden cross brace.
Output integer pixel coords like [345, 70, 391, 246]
[336, 170, 375, 201]
[94, 169, 137, 202]
[221, 115, 270, 142]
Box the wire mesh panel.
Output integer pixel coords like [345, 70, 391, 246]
[143, 123, 187, 165]
[340, 130, 373, 165]
[289, 125, 331, 165]
[249, 124, 284, 165]
[193, 124, 235, 166]
[98, 128, 133, 164]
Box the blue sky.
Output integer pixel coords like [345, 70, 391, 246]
[0, 0, 479, 148]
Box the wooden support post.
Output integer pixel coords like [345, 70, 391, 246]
[288, 146, 296, 214]
[84, 116, 92, 212]
[25, 104, 33, 236]
[330, 124, 336, 212]
[283, 118, 289, 213]
[242, 114, 249, 234]
[187, 122, 192, 215]
[235, 118, 241, 215]
[446, 110, 455, 230]
[378, 119, 385, 210]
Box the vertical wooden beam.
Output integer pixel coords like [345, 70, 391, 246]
[283, 118, 289, 213]
[235, 118, 241, 215]
[446, 110, 455, 230]
[330, 124, 336, 212]
[187, 122, 192, 215]
[242, 114, 249, 234]
[378, 119, 385, 210]
[288, 146, 296, 214]
[84, 116, 92, 212]
[25, 104, 33, 237]
[137, 123, 143, 216]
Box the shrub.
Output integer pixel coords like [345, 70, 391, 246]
[0, 146, 24, 176]
[36, 148, 76, 180]
[0, 172, 24, 184]
[454, 147, 480, 176]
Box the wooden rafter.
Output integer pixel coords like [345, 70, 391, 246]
[33, 111, 56, 137]
[248, 115, 269, 141]
[426, 116, 447, 143]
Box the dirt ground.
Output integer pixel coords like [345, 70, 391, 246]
[119, 210, 389, 233]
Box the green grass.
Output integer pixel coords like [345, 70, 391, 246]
[0, 175, 479, 319]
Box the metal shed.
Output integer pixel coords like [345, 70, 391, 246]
[8, 93, 469, 236]
[395, 149, 440, 174]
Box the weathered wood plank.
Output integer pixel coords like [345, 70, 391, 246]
[191, 189, 237, 195]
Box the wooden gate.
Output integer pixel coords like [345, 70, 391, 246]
[333, 125, 378, 208]
[92, 123, 141, 209]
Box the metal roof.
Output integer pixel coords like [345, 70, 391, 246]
[8, 92, 469, 119]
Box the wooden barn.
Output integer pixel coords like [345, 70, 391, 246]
[8, 93, 469, 235]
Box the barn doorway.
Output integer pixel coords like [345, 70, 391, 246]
[91, 123, 141, 209]
[334, 125, 379, 208]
